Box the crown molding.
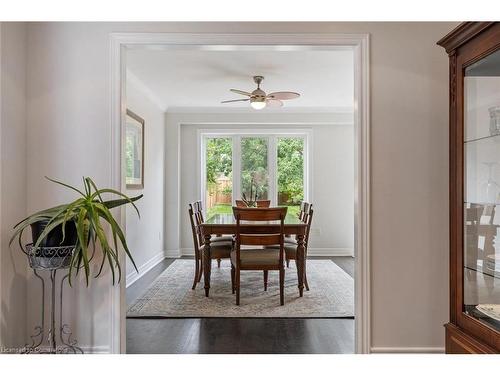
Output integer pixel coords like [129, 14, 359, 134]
[437, 22, 495, 54]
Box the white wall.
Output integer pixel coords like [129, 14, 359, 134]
[23, 22, 456, 352]
[0, 22, 27, 349]
[124, 74, 165, 287]
[173, 112, 354, 256]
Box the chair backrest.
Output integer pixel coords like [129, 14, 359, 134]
[299, 202, 312, 221]
[296, 202, 314, 248]
[190, 200, 205, 246]
[188, 203, 201, 255]
[232, 207, 287, 254]
[235, 199, 271, 208]
[466, 204, 483, 225]
[299, 201, 312, 220]
[193, 200, 204, 223]
[256, 200, 271, 208]
[479, 203, 496, 225]
[304, 208, 314, 248]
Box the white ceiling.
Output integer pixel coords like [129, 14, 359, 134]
[126, 47, 354, 112]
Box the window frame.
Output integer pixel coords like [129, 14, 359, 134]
[199, 128, 312, 211]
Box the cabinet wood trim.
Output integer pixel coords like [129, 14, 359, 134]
[437, 22, 494, 54]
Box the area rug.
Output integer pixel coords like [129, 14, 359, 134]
[127, 259, 354, 318]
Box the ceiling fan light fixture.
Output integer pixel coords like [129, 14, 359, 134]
[224, 76, 299, 110]
[250, 97, 266, 110]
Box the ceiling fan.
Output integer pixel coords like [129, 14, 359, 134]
[221, 76, 300, 110]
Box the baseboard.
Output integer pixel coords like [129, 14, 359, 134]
[82, 346, 111, 354]
[308, 248, 354, 257]
[179, 248, 354, 257]
[126, 250, 167, 288]
[370, 346, 445, 354]
[180, 248, 195, 256]
[165, 249, 181, 258]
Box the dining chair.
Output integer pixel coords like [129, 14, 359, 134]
[235, 199, 271, 208]
[465, 204, 497, 273]
[298, 201, 311, 221]
[231, 206, 288, 306]
[188, 202, 233, 290]
[270, 202, 313, 291]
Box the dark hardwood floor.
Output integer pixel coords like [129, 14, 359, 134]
[126, 256, 355, 354]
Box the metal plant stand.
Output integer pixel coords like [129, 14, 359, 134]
[23, 244, 83, 354]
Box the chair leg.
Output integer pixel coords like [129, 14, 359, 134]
[197, 256, 203, 283]
[217, 258, 221, 268]
[192, 257, 200, 290]
[279, 268, 285, 306]
[231, 264, 235, 294]
[303, 258, 309, 291]
[235, 268, 240, 306]
[263, 270, 268, 291]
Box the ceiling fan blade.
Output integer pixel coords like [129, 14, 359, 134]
[230, 89, 253, 97]
[221, 98, 250, 104]
[267, 91, 300, 100]
[266, 98, 283, 107]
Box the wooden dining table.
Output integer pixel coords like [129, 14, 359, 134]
[199, 213, 308, 298]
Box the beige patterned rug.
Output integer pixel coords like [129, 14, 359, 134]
[127, 259, 354, 318]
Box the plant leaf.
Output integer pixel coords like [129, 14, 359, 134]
[76, 208, 90, 286]
[101, 194, 143, 210]
[95, 203, 138, 273]
[60, 198, 85, 243]
[83, 176, 90, 196]
[86, 177, 104, 203]
[13, 204, 68, 228]
[45, 176, 86, 197]
[90, 206, 120, 283]
[91, 189, 140, 218]
[33, 217, 66, 248]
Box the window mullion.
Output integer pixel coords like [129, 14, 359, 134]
[200, 136, 206, 209]
[269, 135, 277, 206]
[233, 135, 241, 205]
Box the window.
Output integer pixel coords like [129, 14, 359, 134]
[204, 137, 233, 219]
[201, 130, 310, 218]
[277, 137, 304, 217]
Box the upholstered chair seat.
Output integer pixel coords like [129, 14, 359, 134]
[211, 235, 234, 243]
[230, 248, 280, 267]
[206, 241, 233, 259]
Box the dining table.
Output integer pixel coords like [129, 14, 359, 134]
[199, 213, 308, 298]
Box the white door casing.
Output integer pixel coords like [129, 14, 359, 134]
[110, 32, 370, 354]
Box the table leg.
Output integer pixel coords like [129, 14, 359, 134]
[203, 234, 212, 297]
[296, 233, 305, 297]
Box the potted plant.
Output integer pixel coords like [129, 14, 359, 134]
[241, 186, 259, 207]
[9, 176, 142, 285]
[241, 171, 265, 207]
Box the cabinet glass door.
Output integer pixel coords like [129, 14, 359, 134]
[464, 48, 500, 331]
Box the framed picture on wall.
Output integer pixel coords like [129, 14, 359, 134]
[125, 109, 144, 189]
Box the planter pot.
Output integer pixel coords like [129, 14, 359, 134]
[30, 219, 77, 250]
[28, 220, 77, 269]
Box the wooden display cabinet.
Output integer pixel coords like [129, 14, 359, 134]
[438, 22, 500, 353]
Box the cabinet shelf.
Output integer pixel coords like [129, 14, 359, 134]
[465, 133, 500, 144]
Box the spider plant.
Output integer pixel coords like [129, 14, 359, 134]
[9, 176, 143, 286]
[241, 180, 260, 207]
